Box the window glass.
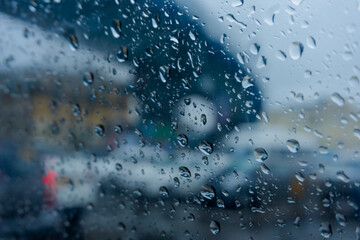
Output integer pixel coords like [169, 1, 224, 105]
[0, 0, 359, 239]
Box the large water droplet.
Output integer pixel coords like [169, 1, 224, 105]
[83, 72, 94, 86]
[209, 220, 220, 235]
[331, 92, 345, 106]
[116, 46, 128, 63]
[254, 147, 268, 162]
[260, 163, 271, 175]
[159, 65, 170, 83]
[199, 141, 213, 155]
[201, 114, 207, 125]
[179, 166, 191, 178]
[177, 134, 188, 147]
[110, 19, 122, 38]
[336, 171, 350, 183]
[319, 222, 332, 238]
[354, 129, 360, 140]
[68, 34, 79, 51]
[289, 41, 304, 60]
[306, 36, 316, 49]
[295, 172, 305, 182]
[94, 125, 105, 137]
[200, 184, 216, 200]
[286, 139, 300, 153]
[335, 212, 347, 227]
[231, 0, 244, 7]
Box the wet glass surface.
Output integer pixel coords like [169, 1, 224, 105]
[0, 0, 360, 239]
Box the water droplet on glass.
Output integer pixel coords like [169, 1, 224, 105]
[231, 0, 244, 7]
[335, 212, 347, 227]
[83, 72, 94, 86]
[179, 166, 191, 178]
[331, 92, 345, 106]
[200, 184, 216, 200]
[256, 56, 267, 69]
[110, 19, 122, 38]
[254, 147, 268, 162]
[114, 125, 123, 135]
[275, 50, 287, 61]
[159, 186, 169, 197]
[306, 36, 316, 49]
[336, 171, 350, 183]
[249, 43, 260, 55]
[199, 141, 213, 155]
[225, 14, 247, 28]
[116, 46, 128, 63]
[159, 65, 170, 83]
[295, 172, 305, 182]
[241, 75, 254, 89]
[68, 34, 79, 51]
[209, 220, 220, 235]
[115, 163, 122, 171]
[201, 114, 207, 125]
[94, 125, 105, 137]
[291, 0, 304, 6]
[286, 139, 300, 153]
[319, 222, 332, 238]
[260, 163, 271, 175]
[289, 41, 304, 60]
[354, 129, 360, 140]
[177, 134, 188, 147]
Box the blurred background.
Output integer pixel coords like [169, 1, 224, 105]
[0, 0, 360, 239]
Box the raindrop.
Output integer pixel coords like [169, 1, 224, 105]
[199, 141, 213, 155]
[68, 33, 79, 51]
[177, 134, 188, 147]
[306, 36, 316, 49]
[256, 56, 267, 69]
[336, 171, 350, 183]
[289, 41, 304, 60]
[94, 125, 105, 137]
[319, 146, 328, 154]
[114, 125, 123, 134]
[291, 0, 304, 6]
[293, 216, 301, 227]
[286, 139, 300, 153]
[201, 114, 207, 125]
[209, 220, 220, 235]
[260, 163, 271, 175]
[200, 184, 216, 200]
[254, 147, 268, 162]
[331, 92, 345, 106]
[241, 75, 254, 89]
[110, 19, 122, 38]
[116, 46, 128, 63]
[83, 72, 94, 86]
[249, 43, 260, 55]
[275, 50, 287, 61]
[159, 186, 169, 197]
[159, 65, 170, 83]
[151, 18, 159, 28]
[179, 166, 191, 178]
[295, 172, 305, 182]
[115, 163, 122, 171]
[231, 0, 244, 7]
[335, 212, 347, 227]
[354, 129, 360, 140]
[319, 222, 332, 238]
[220, 33, 226, 44]
[225, 14, 247, 28]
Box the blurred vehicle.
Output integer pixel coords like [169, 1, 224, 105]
[208, 125, 360, 222]
[0, 141, 61, 239]
[42, 151, 98, 240]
